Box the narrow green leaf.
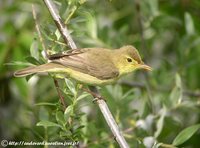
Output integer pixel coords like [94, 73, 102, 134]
[169, 74, 183, 107]
[122, 89, 135, 99]
[76, 93, 90, 102]
[36, 120, 62, 128]
[65, 78, 76, 95]
[172, 124, 200, 146]
[35, 102, 56, 106]
[175, 73, 182, 88]
[64, 105, 73, 121]
[185, 12, 195, 35]
[5, 61, 33, 66]
[154, 107, 166, 138]
[83, 11, 97, 38]
[55, 29, 61, 40]
[147, 0, 159, 17]
[25, 56, 41, 65]
[30, 40, 39, 60]
[59, 131, 72, 138]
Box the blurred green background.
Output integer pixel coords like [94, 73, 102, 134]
[1, 0, 200, 147]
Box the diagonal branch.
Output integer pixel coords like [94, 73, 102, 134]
[43, 0, 77, 49]
[42, 0, 129, 147]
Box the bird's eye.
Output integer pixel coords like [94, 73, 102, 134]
[126, 58, 132, 63]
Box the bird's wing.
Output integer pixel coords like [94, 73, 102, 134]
[50, 48, 119, 80]
[48, 49, 84, 60]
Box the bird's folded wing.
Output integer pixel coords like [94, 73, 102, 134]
[48, 49, 84, 60]
[51, 48, 119, 80]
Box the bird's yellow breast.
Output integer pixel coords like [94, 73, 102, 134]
[53, 67, 119, 85]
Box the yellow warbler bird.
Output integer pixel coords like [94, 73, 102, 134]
[14, 45, 152, 85]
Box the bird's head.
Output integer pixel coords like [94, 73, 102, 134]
[115, 45, 152, 75]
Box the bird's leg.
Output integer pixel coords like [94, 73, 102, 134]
[81, 86, 106, 102]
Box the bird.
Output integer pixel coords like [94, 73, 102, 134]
[14, 45, 152, 85]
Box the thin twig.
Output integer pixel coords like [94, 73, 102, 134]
[32, 5, 48, 59]
[42, 0, 129, 147]
[32, 5, 66, 110]
[53, 79, 66, 109]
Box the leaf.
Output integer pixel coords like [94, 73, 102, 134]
[169, 73, 182, 107]
[172, 124, 200, 146]
[154, 107, 167, 138]
[59, 131, 72, 138]
[147, 0, 159, 17]
[76, 93, 90, 102]
[175, 73, 182, 88]
[83, 11, 97, 38]
[55, 29, 61, 40]
[35, 102, 57, 106]
[184, 12, 195, 35]
[64, 105, 73, 121]
[36, 120, 62, 128]
[169, 87, 181, 106]
[30, 40, 39, 60]
[56, 111, 65, 125]
[65, 78, 76, 96]
[121, 89, 135, 100]
[25, 56, 41, 65]
[4, 61, 33, 66]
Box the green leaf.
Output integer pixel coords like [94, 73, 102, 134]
[185, 12, 195, 35]
[172, 124, 200, 146]
[175, 73, 182, 88]
[30, 39, 39, 60]
[76, 93, 90, 102]
[169, 73, 183, 107]
[65, 78, 76, 95]
[56, 111, 65, 125]
[147, 0, 159, 17]
[4, 61, 33, 66]
[121, 89, 135, 100]
[25, 56, 41, 65]
[59, 131, 72, 138]
[35, 102, 57, 106]
[55, 29, 61, 40]
[64, 105, 73, 121]
[36, 120, 62, 128]
[154, 107, 167, 138]
[83, 11, 97, 38]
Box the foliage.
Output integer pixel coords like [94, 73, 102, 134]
[1, 0, 200, 147]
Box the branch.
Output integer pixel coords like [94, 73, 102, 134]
[43, 0, 76, 49]
[32, 5, 66, 110]
[42, 0, 129, 147]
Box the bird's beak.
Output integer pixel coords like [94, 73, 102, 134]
[137, 63, 152, 71]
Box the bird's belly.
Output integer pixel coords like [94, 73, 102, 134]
[53, 68, 117, 85]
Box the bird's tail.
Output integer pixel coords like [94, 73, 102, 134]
[14, 63, 66, 77]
